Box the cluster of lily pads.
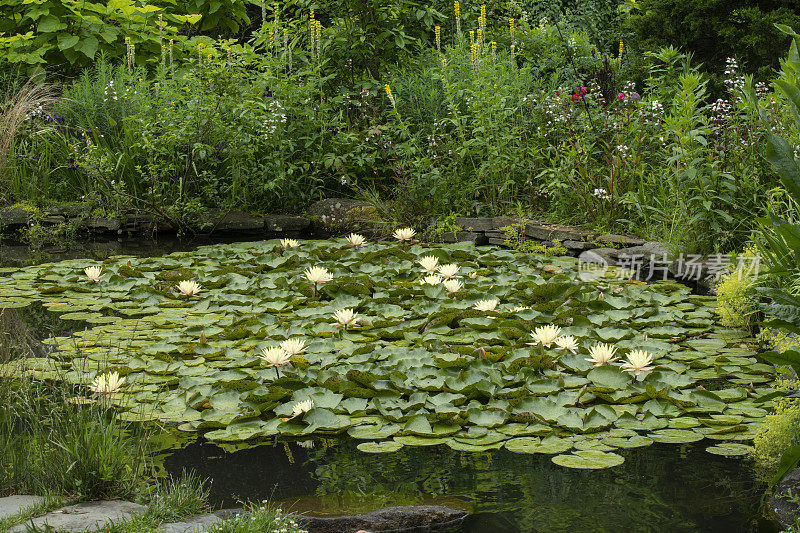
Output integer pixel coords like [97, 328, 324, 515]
[0, 235, 775, 469]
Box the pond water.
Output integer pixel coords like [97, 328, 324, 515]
[0, 237, 781, 532]
[163, 437, 775, 533]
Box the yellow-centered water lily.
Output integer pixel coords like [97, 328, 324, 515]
[304, 266, 333, 284]
[586, 343, 618, 366]
[280, 338, 307, 355]
[346, 233, 366, 247]
[555, 335, 579, 353]
[529, 325, 562, 347]
[260, 346, 290, 367]
[393, 227, 416, 241]
[420, 274, 443, 286]
[89, 371, 125, 394]
[473, 299, 498, 311]
[177, 280, 201, 296]
[436, 264, 460, 279]
[280, 238, 300, 249]
[443, 279, 463, 293]
[292, 398, 314, 417]
[621, 350, 655, 375]
[84, 266, 103, 283]
[333, 308, 359, 327]
[419, 255, 439, 273]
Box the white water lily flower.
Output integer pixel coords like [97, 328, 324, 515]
[436, 264, 460, 279]
[260, 346, 291, 367]
[89, 371, 125, 394]
[443, 279, 463, 293]
[393, 227, 416, 241]
[333, 308, 359, 327]
[304, 266, 333, 284]
[346, 233, 366, 247]
[621, 350, 655, 375]
[469, 271, 477, 279]
[530, 325, 562, 347]
[420, 274, 443, 286]
[586, 343, 618, 366]
[554, 335, 579, 353]
[280, 338, 307, 356]
[473, 299, 498, 312]
[291, 398, 314, 418]
[177, 280, 201, 296]
[280, 238, 300, 249]
[84, 266, 103, 283]
[419, 255, 439, 273]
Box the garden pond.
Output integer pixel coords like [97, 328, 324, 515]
[0, 237, 783, 531]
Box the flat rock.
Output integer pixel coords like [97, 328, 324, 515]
[437, 231, 487, 244]
[160, 512, 223, 532]
[596, 234, 647, 247]
[772, 467, 800, 529]
[210, 210, 264, 232]
[46, 205, 90, 217]
[10, 500, 145, 532]
[0, 207, 32, 228]
[79, 218, 122, 233]
[264, 214, 310, 233]
[307, 198, 375, 226]
[454, 217, 494, 232]
[562, 240, 594, 251]
[296, 505, 468, 533]
[491, 216, 518, 230]
[524, 222, 596, 242]
[0, 495, 45, 521]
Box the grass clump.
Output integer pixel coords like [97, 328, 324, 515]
[0, 310, 152, 499]
[207, 504, 306, 533]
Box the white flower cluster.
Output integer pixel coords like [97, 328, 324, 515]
[25, 103, 45, 121]
[723, 57, 745, 104]
[593, 188, 610, 200]
[262, 100, 287, 136]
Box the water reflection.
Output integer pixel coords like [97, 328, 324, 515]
[164, 438, 777, 532]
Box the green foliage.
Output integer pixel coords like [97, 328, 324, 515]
[0, 0, 204, 70]
[626, 0, 800, 80]
[714, 267, 757, 330]
[753, 381, 800, 478]
[207, 504, 304, 533]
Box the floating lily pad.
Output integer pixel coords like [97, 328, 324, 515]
[357, 441, 404, 453]
[552, 451, 625, 469]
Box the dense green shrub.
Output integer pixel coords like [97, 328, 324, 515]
[626, 0, 800, 80]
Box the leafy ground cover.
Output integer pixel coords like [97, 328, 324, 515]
[0, 238, 774, 470]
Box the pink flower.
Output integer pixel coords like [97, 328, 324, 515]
[571, 94, 579, 102]
[580, 85, 587, 95]
[618, 93, 625, 102]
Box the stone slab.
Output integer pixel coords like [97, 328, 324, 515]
[771, 467, 800, 529]
[596, 234, 647, 247]
[454, 217, 494, 232]
[562, 240, 594, 251]
[296, 505, 468, 533]
[212, 210, 264, 232]
[524, 222, 596, 242]
[79, 218, 122, 233]
[10, 500, 145, 532]
[0, 495, 45, 521]
[491, 216, 518, 230]
[0, 207, 32, 228]
[264, 214, 310, 232]
[438, 231, 486, 244]
[160, 513, 223, 533]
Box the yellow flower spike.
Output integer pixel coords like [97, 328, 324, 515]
[435, 25, 441, 53]
[510, 18, 515, 44]
[619, 40, 624, 59]
[469, 29, 474, 45]
[454, 0, 461, 38]
[454, 0, 460, 17]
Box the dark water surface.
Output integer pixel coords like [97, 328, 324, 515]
[1, 237, 779, 533]
[163, 438, 776, 533]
